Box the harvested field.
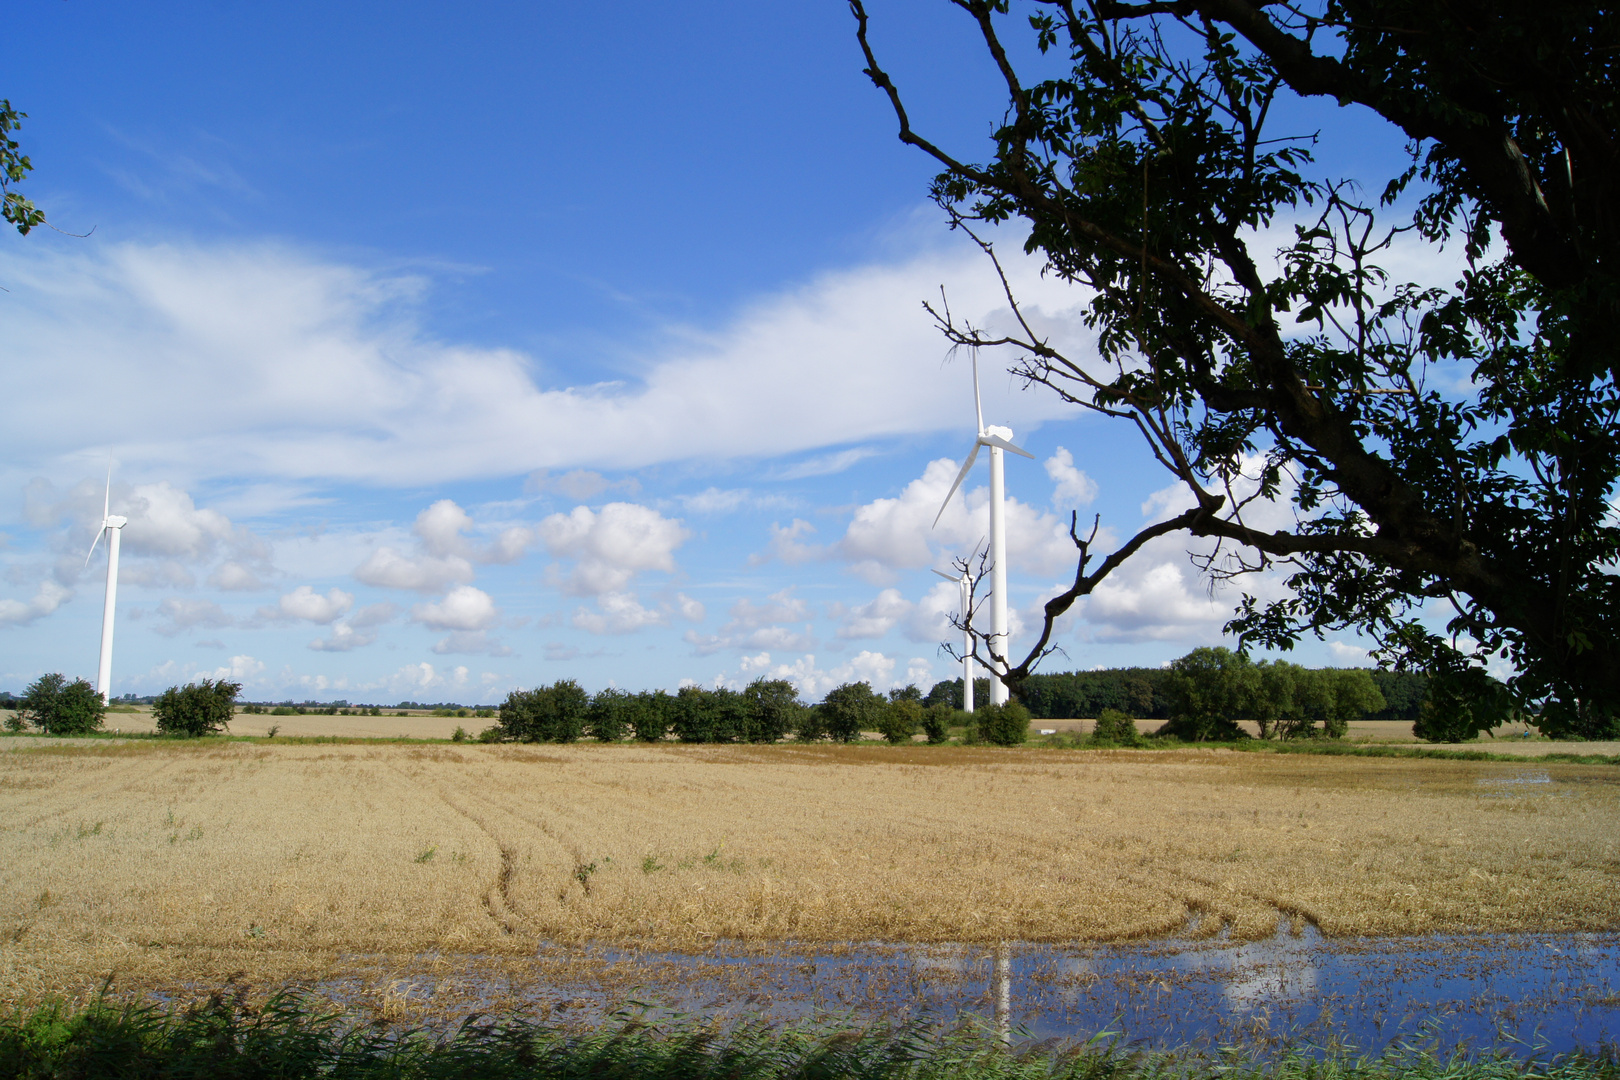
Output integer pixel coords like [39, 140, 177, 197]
[0, 740, 1616, 1007]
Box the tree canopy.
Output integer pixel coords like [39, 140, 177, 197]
[15, 673, 105, 736]
[853, 1, 1620, 736]
[1, 99, 43, 236]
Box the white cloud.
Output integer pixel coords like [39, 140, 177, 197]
[753, 650, 901, 700]
[353, 547, 474, 593]
[1045, 447, 1099, 509]
[739, 651, 772, 672]
[209, 654, 264, 683]
[308, 623, 378, 652]
[906, 580, 962, 643]
[524, 469, 640, 501]
[539, 502, 688, 595]
[352, 499, 534, 592]
[264, 584, 353, 624]
[412, 585, 499, 631]
[751, 518, 822, 566]
[430, 630, 513, 657]
[0, 580, 70, 627]
[675, 593, 705, 621]
[771, 448, 879, 480]
[572, 591, 668, 635]
[1328, 640, 1371, 665]
[836, 458, 1078, 584]
[207, 561, 267, 591]
[0, 235, 1085, 487]
[152, 597, 235, 637]
[836, 588, 912, 640]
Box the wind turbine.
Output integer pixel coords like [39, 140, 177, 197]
[931, 565, 976, 713]
[933, 353, 1031, 705]
[84, 468, 128, 705]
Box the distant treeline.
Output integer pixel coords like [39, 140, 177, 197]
[922, 665, 1429, 724]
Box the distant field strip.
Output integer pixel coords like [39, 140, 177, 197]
[1, 742, 1616, 1001]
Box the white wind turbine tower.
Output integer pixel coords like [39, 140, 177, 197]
[933, 353, 1032, 705]
[931, 564, 976, 713]
[85, 468, 128, 705]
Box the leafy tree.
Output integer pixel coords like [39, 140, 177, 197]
[153, 679, 240, 737]
[921, 702, 953, 744]
[1090, 708, 1140, 747]
[794, 703, 830, 743]
[498, 680, 589, 743]
[853, 1, 1620, 734]
[1413, 666, 1518, 742]
[1250, 661, 1301, 740]
[877, 698, 922, 744]
[924, 677, 992, 710]
[975, 700, 1031, 746]
[821, 682, 886, 743]
[741, 678, 802, 743]
[625, 690, 672, 742]
[1, 100, 44, 236]
[19, 673, 106, 736]
[1159, 647, 1256, 741]
[587, 688, 631, 742]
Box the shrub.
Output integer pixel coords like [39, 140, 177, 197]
[476, 725, 502, 743]
[921, 703, 952, 744]
[976, 700, 1031, 746]
[18, 673, 106, 736]
[498, 680, 589, 743]
[451, 725, 468, 743]
[821, 682, 885, 742]
[1090, 708, 1139, 747]
[877, 699, 921, 744]
[741, 678, 801, 743]
[153, 679, 241, 737]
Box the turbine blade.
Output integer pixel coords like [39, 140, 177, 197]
[980, 433, 1034, 459]
[103, 465, 111, 522]
[932, 444, 981, 528]
[930, 568, 956, 581]
[84, 527, 105, 568]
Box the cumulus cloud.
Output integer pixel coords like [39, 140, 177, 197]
[684, 587, 815, 656]
[0, 580, 70, 627]
[353, 546, 474, 592]
[353, 500, 534, 593]
[539, 502, 688, 595]
[262, 585, 353, 624]
[430, 629, 513, 657]
[755, 650, 900, 700]
[836, 588, 913, 640]
[1045, 447, 1099, 509]
[152, 597, 235, 637]
[308, 623, 378, 652]
[412, 585, 499, 632]
[836, 458, 1078, 584]
[572, 591, 669, 635]
[750, 518, 822, 567]
[208, 561, 267, 591]
[209, 654, 264, 683]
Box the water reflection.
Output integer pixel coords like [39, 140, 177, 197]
[566, 929, 1620, 1055]
[322, 930, 1620, 1056]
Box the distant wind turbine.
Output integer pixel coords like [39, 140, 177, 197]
[931, 565, 976, 713]
[85, 467, 128, 705]
[933, 353, 1032, 705]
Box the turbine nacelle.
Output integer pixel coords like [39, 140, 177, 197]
[932, 425, 1033, 528]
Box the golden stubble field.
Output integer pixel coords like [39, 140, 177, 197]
[1, 740, 1616, 1006]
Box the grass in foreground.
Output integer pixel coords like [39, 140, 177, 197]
[4, 991, 1617, 1080]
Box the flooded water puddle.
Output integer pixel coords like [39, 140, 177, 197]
[335, 929, 1620, 1055]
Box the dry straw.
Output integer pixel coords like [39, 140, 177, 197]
[1, 741, 1615, 1004]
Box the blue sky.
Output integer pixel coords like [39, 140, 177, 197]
[1, 2, 1429, 704]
